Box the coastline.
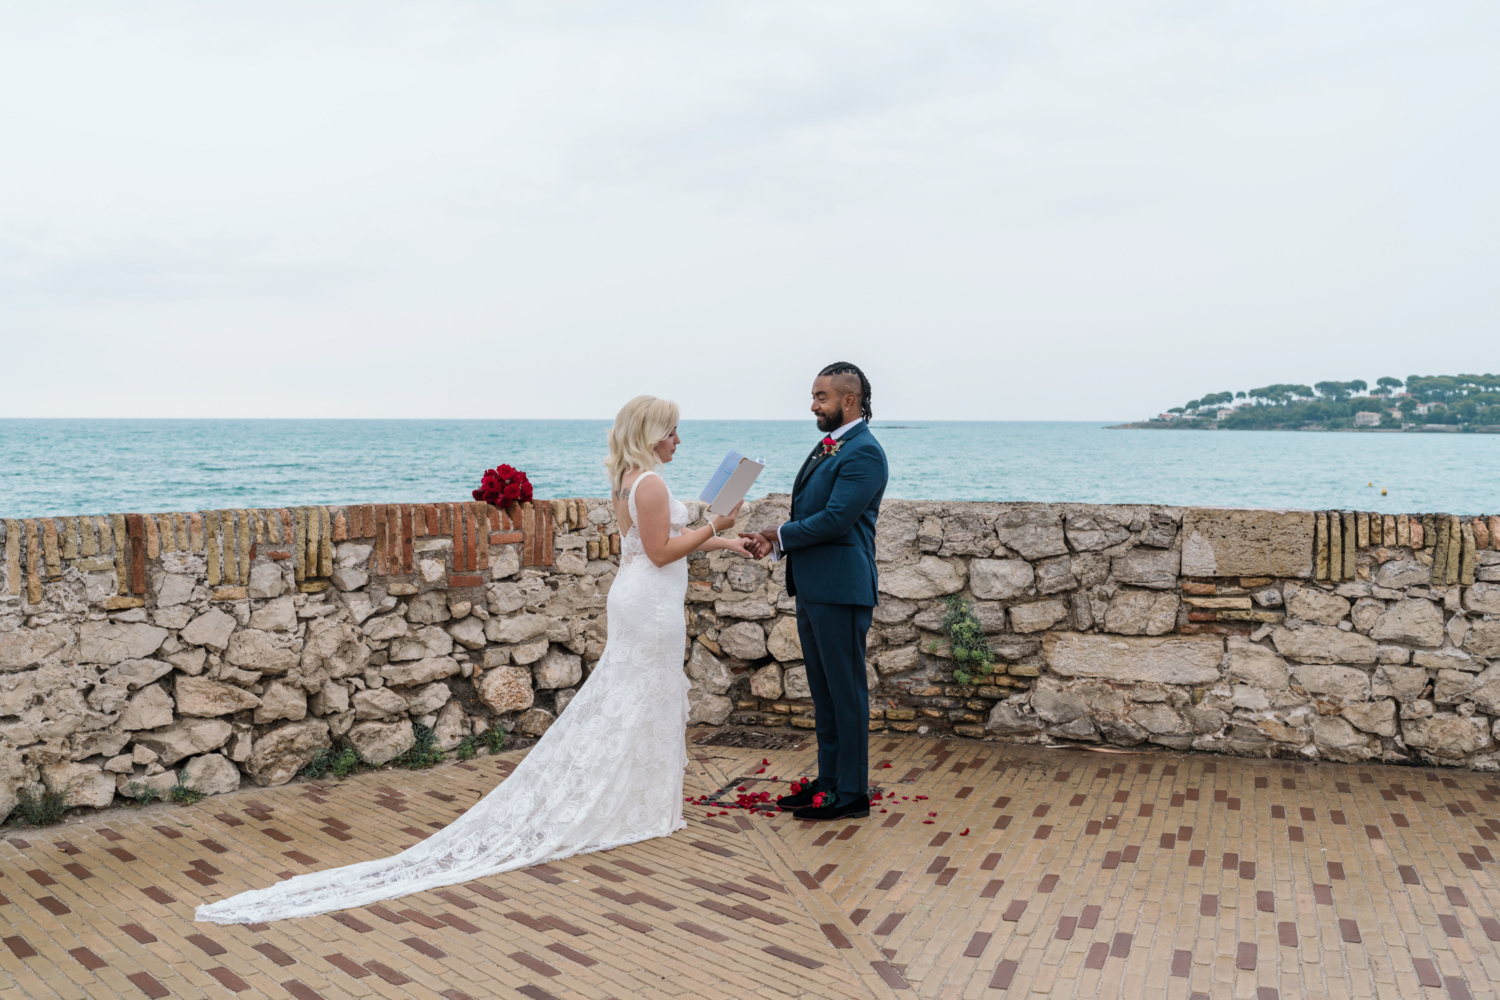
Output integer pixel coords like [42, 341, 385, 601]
[1108, 422, 1500, 433]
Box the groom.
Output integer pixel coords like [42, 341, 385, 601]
[744, 362, 888, 821]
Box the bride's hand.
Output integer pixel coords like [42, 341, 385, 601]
[710, 500, 743, 534]
[718, 535, 755, 558]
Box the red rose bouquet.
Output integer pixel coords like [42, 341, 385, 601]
[473, 464, 534, 507]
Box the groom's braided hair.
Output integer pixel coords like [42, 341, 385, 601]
[819, 362, 872, 422]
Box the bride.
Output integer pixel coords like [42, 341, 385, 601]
[196, 395, 753, 924]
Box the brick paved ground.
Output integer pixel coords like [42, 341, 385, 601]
[3, 729, 1500, 999]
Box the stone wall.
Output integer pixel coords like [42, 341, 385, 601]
[3, 498, 1500, 822]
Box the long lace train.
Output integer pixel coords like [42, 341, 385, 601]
[195, 474, 691, 924]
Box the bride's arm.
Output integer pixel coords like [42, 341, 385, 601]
[634, 477, 747, 567]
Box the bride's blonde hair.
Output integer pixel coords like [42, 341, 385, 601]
[605, 395, 680, 496]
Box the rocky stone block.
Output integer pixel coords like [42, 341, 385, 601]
[879, 556, 967, 600]
[766, 617, 802, 662]
[134, 718, 232, 766]
[719, 621, 768, 660]
[1289, 664, 1371, 702]
[433, 699, 467, 750]
[381, 655, 460, 688]
[1031, 684, 1088, 724]
[784, 664, 811, 699]
[310, 680, 350, 716]
[1180, 508, 1315, 578]
[510, 637, 549, 665]
[354, 687, 408, 720]
[41, 761, 115, 810]
[253, 681, 308, 724]
[1404, 714, 1494, 759]
[446, 617, 486, 650]
[118, 684, 175, 730]
[1286, 589, 1351, 626]
[103, 665, 177, 706]
[1110, 548, 1181, 590]
[475, 666, 534, 713]
[79, 621, 168, 665]
[0, 627, 70, 670]
[1466, 620, 1500, 659]
[248, 596, 296, 631]
[406, 681, 451, 716]
[1064, 511, 1131, 552]
[405, 591, 451, 624]
[390, 625, 455, 662]
[1376, 560, 1430, 589]
[750, 662, 783, 699]
[180, 609, 236, 651]
[155, 573, 196, 608]
[1009, 600, 1070, 633]
[534, 647, 583, 689]
[686, 645, 731, 695]
[985, 698, 1044, 735]
[876, 645, 920, 676]
[175, 676, 261, 717]
[1104, 589, 1179, 636]
[1129, 703, 1189, 735]
[484, 613, 550, 644]
[994, 509, 1067, 560]
[1463, 583, 1500, 615]
[1044, 633, 1223, 685]
[1225, 640, 1290, 689]
[1369, 599, 1446, 647]
[300, 620, 370, 681]
[517, 708, 555, 736]
[968, 559, 1034, 601]
[364, 613, 410, 641]
[688, 688, 733, 726]
[248, 562, 285, 599]
[348, 720, 415, 765]
[1340, 699, 1397, 736]
[1311, 716, 1376, 761]
[247, 719, 330, 786]
[224, 629, 301, 675]
[874, 509, 918, 562]
[182, 753, 241, 795]
[1270, 625, 1378, 665]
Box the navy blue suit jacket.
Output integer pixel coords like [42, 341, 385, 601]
[780, 421, 888, 606]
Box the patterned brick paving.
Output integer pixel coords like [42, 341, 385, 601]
[3, 729, 1499, 998]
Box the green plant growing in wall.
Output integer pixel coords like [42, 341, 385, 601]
[929, 595, 996, 686]
[169, 772, 205, 806]
[124, 781, 160, 808]
[482, 724, 509, 754]
[7, 783, 72, 827]
[393, 723, 446, 770]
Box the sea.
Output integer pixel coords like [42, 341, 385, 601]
[1, 419, 1496, 519]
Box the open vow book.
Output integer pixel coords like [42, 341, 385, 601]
[700, 450, 765, 516]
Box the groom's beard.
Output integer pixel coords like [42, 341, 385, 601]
[816, 406, 845, 433]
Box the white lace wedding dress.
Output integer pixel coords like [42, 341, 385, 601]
[196, 472, 691, 924]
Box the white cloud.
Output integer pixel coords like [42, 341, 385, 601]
[0, 1, 1496, 419]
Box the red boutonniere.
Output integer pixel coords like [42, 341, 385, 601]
[820, 436, 841, 457]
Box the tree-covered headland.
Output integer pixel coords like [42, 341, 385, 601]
[1132, 375, 1500, 430]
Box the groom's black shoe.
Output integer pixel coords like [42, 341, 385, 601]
[777, 784, 820, 811]
[792, 793, 870, 822]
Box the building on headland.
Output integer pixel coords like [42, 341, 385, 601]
[1353, 411, 1382, 427]
[1216, 408, 1236, 420]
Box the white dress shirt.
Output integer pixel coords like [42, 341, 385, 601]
[770, 418, 863, 559]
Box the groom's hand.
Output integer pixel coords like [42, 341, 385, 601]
[740, 530, 775, 559]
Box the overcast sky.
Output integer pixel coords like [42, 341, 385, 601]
[1, 2, 1496, 421]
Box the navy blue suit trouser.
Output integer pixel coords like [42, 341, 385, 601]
[795, 601, 873, 798]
